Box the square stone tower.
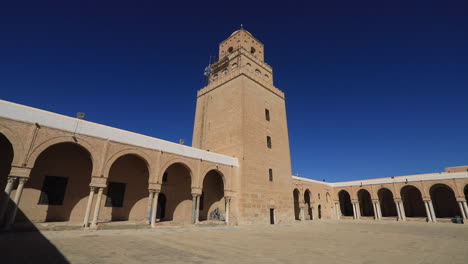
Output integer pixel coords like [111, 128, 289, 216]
[192, 29, 294, 224]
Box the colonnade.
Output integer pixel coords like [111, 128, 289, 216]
[336, 187, 468, 223]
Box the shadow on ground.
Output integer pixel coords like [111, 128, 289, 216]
[0, 197, 69, 264]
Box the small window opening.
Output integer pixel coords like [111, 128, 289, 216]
[269, 168, 273, 181]
[228, 47, 234, 53]
[251, 47, 256, 54]
[267, 136, 272, 149]
[38, 176, 68, 205]
[105, 182, 126, 207]
[265, 109, 270, 121]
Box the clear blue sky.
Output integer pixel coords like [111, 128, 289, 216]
[1, 1, 467, 182]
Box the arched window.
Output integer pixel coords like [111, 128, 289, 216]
[255, 69, 261, 75]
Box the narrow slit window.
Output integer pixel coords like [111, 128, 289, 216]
[265, 109, 270, 121]
[269, 168, 273, 181]
[267, 136, 272, 149]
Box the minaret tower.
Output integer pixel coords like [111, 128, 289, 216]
[192, 29, 294, 224]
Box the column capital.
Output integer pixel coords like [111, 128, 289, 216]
[7, 176, 18, 183]
[90, 183, 106, 188]
[224, 196, 232, 202]
[191, 187, 202, 195]
[423, 199, 432, 202]
[456, 197, 467, 202]
[148, 182, 161, 191]
[393, 198, 402, 202]
[9, 166, 32, 178]
[90, 186, 96, 192]
[18, 177, 29, 184]
[191, 193, 200, 198]
[149, 188, 161, 194]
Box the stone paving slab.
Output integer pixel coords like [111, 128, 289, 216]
[1, 220, 467, 264]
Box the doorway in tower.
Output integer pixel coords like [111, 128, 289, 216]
[293, 189, 300, 220]
[269, 208, 275, 224]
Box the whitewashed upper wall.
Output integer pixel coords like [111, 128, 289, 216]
[0, 99, 239, 167]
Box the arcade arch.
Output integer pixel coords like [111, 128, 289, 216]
[304, 189, 312, 220]
[293, 188, 300, 220]
[200, 170, 224, 221]
[22, 142, 93, 222]
[338, 190, 353, 217]
[378, 188, 397, 217]
[430, 184, 460, 218]
[401, 185, 426, 217]
[101, 154, 149, 222]
[159, 162, 193, 223]
[357, 189, 374, 217]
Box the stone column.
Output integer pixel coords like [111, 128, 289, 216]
[83, 186, 96, 228]
[372, 202, 378, 220]
[4, 177, 28, 229]
[225, 196, 231, 224]
[146, 190, 155, 224]
[0, 176, 17, 224]
[150, 190, 160, 228]
[463, 201, 468, 220]
[395, 200, 402, 221]
[424, 200, 433, 222]
[376, 201, 383, 220]
[398, 201, 406, 221]
[458, 201, 467, 220]
[335, 202, 340, 219]
[90, 187, 104, 228]
[191, 193, 198, 224]
[300, 205, 305, 221]
[355, 203, 361, 219]
[195, 195, 200, 223]
[427, 200, 437, 222]
[352, 203, 357, 219]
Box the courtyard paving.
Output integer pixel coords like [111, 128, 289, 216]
[1, 220, 467, 264]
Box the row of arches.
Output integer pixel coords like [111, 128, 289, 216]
[293, 188, 330, 221]
[338, 184, 468, 219]
[0, 133, 227, 226]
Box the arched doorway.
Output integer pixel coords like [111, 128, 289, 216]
[358, 189, 374, 217]
[430, 184, 460, 219]
[0, 133, 13, 193]
[200, 170, 224, 221]
[401, 185, 426, 217]
[0, 133, 14, 224]
[102, 154, 149, 222]
[338, 190, 353, 217]
[293, 189, 300, 220]
[156, 193, 166, 220]
[378, 188, 397, 217]
[304, 190, 312, 220]
[160, 163, 192, 223]
[21, 142, 92, 222]
[465, 185, 468, 202]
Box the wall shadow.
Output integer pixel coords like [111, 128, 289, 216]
[1, 199, 70, 264]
